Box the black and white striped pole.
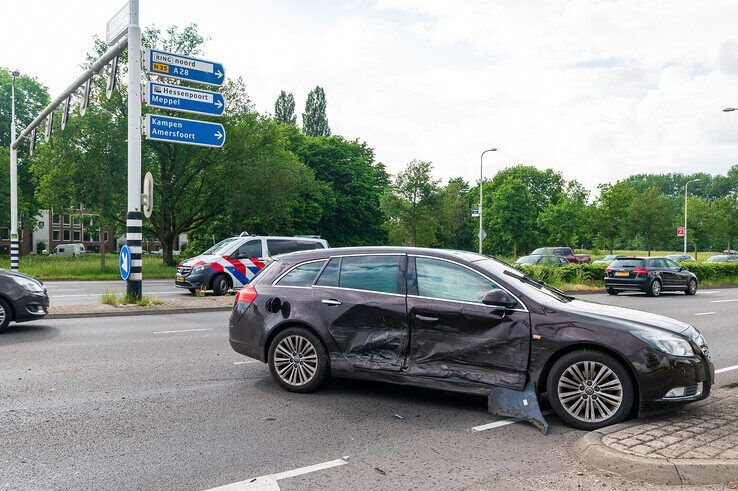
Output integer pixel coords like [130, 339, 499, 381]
[10, 70, 20, 271]
[126, 0, 143, 298]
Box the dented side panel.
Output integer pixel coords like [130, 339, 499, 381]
[405, 297, 531, 390]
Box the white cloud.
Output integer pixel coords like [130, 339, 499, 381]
[3, 0, 738, 190]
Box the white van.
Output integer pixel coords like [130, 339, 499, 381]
[51, 243, 86, 257]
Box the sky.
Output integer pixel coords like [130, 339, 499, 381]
[3, 0, 738, 192]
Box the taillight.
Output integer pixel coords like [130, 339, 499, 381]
[235, 285, 257, 304]
[633, 267, 649, 275]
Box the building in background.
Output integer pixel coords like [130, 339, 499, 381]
[32, 209, 116, 254]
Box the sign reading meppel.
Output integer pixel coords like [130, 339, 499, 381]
[146, 82, 225, 117]
[145, 114, 225, 148]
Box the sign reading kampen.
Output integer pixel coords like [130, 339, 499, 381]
[146, 82, 225, 116]
[145, 49, 225, 87]
[145, 114, 225, 148]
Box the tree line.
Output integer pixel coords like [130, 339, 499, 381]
[2, 24, 738, 266]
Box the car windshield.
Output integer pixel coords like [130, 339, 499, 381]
[609, 258, 644, 269]
[517, 255, 541, 264]
[530, 248, 551, 255]
[601, 255, 617, 260]
[202, 238, 239, 255]
[474, 257, 572, 303]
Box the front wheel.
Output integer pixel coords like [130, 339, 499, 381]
[685, 278, 697, 295]
[0, 298, 11, 333]
[646, 279, 662, 297]
[606, 288, 619, 295]
[547, 350, 634, 430]
[268, 327, 329, 393]
[211, 274, 231, 296]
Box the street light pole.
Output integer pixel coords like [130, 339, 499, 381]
[479, 148, 497, 254]
[684, 179, 699, 254]
[10, 70, 20, 271]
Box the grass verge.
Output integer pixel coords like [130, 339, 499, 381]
[3, 254, 177, 280]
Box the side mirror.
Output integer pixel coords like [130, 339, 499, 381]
[677, 266, 685, 272]
[482, 289, 517, 309]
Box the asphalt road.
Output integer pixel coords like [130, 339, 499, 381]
[1, 289, 737, 490]
[44, 279, 187, 305]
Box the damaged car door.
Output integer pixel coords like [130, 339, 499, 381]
[405, 255, 531, 390]
[314, 254, 409, 371]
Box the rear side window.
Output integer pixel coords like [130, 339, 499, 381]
[555, 248, 572, 256]
[338, 255, 402, 294]
[267, 239, 299, 255]
[293, 241, 324, 252]
[610, 259, 644, 269]
[414, 257, 500, 304]
[316, 257, 340, 286]
[276, 260, 326, 287]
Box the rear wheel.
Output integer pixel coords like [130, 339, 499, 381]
[211, 274, 230, 296]
[268, 327, 329, 393]
[606, 288, 619, 295]
[188, 288, 198, 295]
[0, 298, 11, 332]
[685, 278, 698, 295]
[646, 279, 662, 297]
[547, 350, 634, 430]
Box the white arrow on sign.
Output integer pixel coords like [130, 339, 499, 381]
[214, 131, 223, 140]
[121, 250, 129, 273]
[215, 69, 223, 79]
[215, 100, 223, 109]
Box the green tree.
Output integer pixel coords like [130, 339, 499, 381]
[287, 127, 388, 246]
[0, 68, 50, 148]
[625, 186, 671, 255]
[436, 177, 475, 250]
[538, 181, 589, 248]
[274, 90, 296, 124]
[592, 182, 636, 253]
[380, 160, 440, 247]
[302, 86, 330, 137]
[685, 195, 710, 253]
[486, 179, 536, 257]
[709, 196, 738, 252]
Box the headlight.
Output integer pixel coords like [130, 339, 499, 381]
[15, 277, 44, 293]
[191, 264, 208, 274]
[632, 331, 694, 357]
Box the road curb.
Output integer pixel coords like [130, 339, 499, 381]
[45, 306, 232, 319]
[573, 425, 738, 485]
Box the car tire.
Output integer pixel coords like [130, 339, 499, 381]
[188, 288, 198, 295]
[268, 327, 329, 393]
[211, 274, 230, 296]
[606, 288, 619, 295]
[546, 349, 635, 431]
[0, 298, 12, 332]
[685, 278, 698, 296]
[646, 279, 662, 297]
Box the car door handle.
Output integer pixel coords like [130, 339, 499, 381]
[321, 299, 342, 306]
[415, 314, 439, 322]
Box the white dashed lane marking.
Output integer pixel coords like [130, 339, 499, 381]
[709, 299, 738, 303]
[472, 411, 553, 432]
[153, 328, 213, 334]
[716, 365, 738, 374]
[207, 456, 350, 490]
[694, 312, 716, 316]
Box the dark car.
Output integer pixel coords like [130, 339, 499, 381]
[0, 269, 49, 332]
[604, 257, 698, 297]
[228, 247, 713, 431]
[516, 254, 570, 266]
[705, 255, 738, 263]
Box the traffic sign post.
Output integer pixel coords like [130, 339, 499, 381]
[677, 226, 685, 237]
[145, 82, 225, 117]
[119, 245, 131, 280]
[145, 49, 225, 87]
[145, 114, 225, 148]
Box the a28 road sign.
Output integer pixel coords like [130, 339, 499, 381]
[145, 82, 225, 117]
[145, 114, 225, 148]
[145, 49, 225, 87]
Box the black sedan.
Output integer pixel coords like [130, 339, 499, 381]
[604, 257, 698, 297]
[0, 269, 49, 332]
[228, 247, 713, 431]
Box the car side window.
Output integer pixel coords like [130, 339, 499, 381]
[316, 257, 340, 286]
[232, 240, 263, 259]
[664, 258, 679, 269]
[267, 239, 299, 255]
[559, 257, 569, 266]
[292, 241, 321, 252]
[414, 257, 500, 304]
[555, 248, 571, 256]
[275, 260, 326, 287]
[338, 255, 402, 294]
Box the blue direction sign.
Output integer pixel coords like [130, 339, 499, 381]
[119, 245, 131, 280]
[146, 82, 225, 117]
[145, 114, 225, 148]
[145, 49, 225, 87]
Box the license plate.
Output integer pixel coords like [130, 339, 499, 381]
[177, 277, 184, 282]
[615, 271, 629, 277]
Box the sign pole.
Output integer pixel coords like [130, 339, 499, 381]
[9, 72, 19, 271]
[126, 0, 143, 298]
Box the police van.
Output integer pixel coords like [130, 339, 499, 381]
[175, 233, 328, 295]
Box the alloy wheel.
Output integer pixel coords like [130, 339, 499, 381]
[273, 335, 318, 386]
[651, 280, 661, 296]
[689, 280, 697, 294]
[557, 361, 623, 423]
[0, 304, 6, 326]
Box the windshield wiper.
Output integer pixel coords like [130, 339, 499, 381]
[503, 270, 572, 300]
